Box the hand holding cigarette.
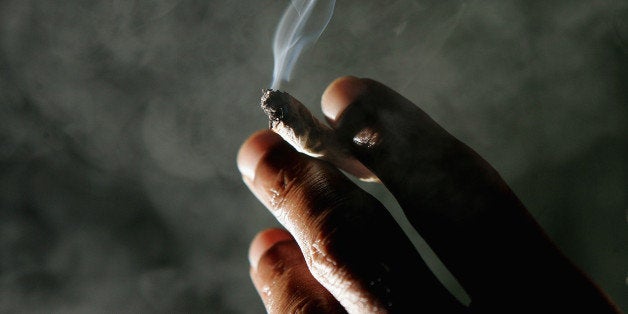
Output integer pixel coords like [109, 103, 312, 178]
[238, 77, 620, 313]
[260, 88, 378, 182]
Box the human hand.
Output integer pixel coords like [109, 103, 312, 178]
[237, 77, 619, 313]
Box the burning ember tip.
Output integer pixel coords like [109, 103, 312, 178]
[260, 89, 292, 127]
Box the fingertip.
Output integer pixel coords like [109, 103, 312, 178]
[248, 228, 294, 271]
[321, 76, 367, 125]
[237, 130, 283, 181]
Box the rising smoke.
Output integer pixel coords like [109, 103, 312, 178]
[0, 0, 626, 313]
[271, 0, 336, 89]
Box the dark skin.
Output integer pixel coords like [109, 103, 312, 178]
[237, 76, 621, 313]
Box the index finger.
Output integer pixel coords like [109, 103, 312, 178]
[321, 76, 620, 313]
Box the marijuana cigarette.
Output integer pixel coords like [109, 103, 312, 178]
[260, 89, 378, 182]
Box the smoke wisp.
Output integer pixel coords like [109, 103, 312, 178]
[271, 0, 336, 89]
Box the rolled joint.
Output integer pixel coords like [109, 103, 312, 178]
[260, 89, 379, 182]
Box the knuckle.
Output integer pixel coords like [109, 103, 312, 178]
[303, 230, 353, 298]
[352, 126, 383, 149]
[306, 232, 337, 273]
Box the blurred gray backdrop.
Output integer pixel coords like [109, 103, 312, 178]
[1, 0, 626, 312]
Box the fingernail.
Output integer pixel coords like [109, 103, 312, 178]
[322, 76, 366, 125]
[249, 228, 293, 270]
[237, 130, 283, 181]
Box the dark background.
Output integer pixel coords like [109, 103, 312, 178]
[1, 0, 626, 312]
